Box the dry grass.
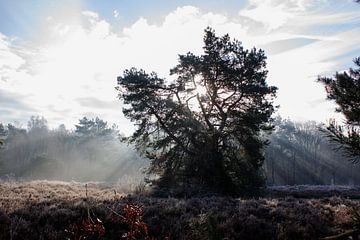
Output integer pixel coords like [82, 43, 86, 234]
[0, 180, 124, 213]
[1, 181, 360, 239]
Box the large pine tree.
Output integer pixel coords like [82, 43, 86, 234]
[116, 28, 277, 195]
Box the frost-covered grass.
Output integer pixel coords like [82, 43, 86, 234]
[0, 180, 125, 213]
[268, 185, 360, 198]
[1, 181, 360, 239]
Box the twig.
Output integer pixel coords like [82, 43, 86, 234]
[319, 230, 359, 240]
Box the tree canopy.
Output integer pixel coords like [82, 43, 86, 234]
[318, 57, 360, 161]
[117, 28, 277, 195]
[75, 117, 114, 138]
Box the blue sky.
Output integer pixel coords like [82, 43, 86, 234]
[0, 0, 246, 37]
[0, 0, 360, 134]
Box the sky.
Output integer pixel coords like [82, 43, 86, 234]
[0, 0, 360, 135]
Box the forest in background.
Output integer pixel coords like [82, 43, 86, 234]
[265, 117, 360, 185]
[0, 115, 358, 186]
[0, 116, 146, 189]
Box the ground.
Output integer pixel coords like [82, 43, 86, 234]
[0, 180, 359, 239]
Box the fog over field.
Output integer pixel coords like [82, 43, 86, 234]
[1, 115, 360, 187]
[0, 116, 148, 189]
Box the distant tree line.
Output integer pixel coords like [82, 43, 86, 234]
[265, 117, 360, 185]
[0, 115, 359, 186]
[0, 116, 146, 183]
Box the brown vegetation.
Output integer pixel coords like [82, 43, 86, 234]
[0, 181, 360, 239]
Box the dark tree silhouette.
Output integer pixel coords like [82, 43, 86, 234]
[75, 117, 113, 138]
[0, 124, 5, 146]
[27, 116, 48, 133]
[318, 57, 360, 161]
[116, 28, 277, 195]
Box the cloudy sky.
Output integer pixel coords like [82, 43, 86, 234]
[0, 0, 359, 134]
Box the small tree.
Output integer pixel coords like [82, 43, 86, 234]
[318, 57, 360, 161]
[74, 117, 116, 163]
[0, 123, 5, 146]
[117, 28, 277, 195]
[0, 124, 6, 164]
[75, 117, 113, 138]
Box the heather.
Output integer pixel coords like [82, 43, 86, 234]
[0, 181, 359, 240]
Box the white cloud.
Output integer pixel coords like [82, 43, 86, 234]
[82, 10, 99, 20]
[239, 0, 359, 33]
[0, 2, 359, 133]
[239, 1, 293, 31]
[266, 27, 360, 121]
[113, 10, 120, 19]
[0, 34, 26, 81]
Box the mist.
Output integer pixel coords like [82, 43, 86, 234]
[0, 116, 147, 190]
[0, 115, 359, 187]
[264, 117, 360, 186]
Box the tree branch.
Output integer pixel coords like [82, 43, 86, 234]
[148, 106, 194, 156]
[196, 94, 214, 130]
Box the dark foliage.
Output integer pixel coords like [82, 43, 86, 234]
[75, 117, 113, 138]
[318, 57, 360, 162]
[117, 28, 277, 195]
[66, 218, 105, 240]
[0, 194, 350, 239]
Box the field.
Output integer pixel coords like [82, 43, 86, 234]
[1, 181, 360, 240]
